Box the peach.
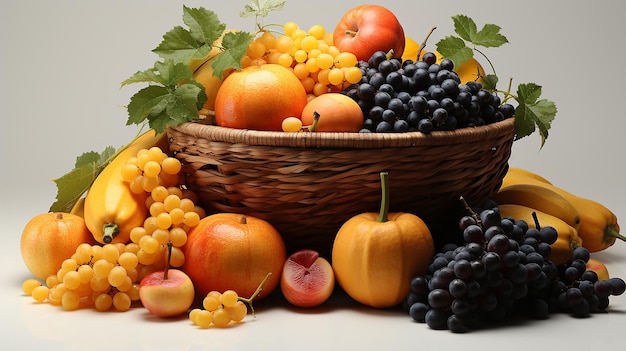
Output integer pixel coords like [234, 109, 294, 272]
[280, 249, 334, 307]
[139, 269, 195, 317]
[586, 258, 610, 280]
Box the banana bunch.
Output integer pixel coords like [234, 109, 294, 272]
[496, 167, 624, 259]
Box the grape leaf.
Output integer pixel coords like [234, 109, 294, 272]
[210, 31, 254, 77]
[514, 83, 557, 147]
[436, 36, 473, 66]
[50, 146, 117, 213]
[123, 60, 206, 134]
[451, 14, 508, 48]
[240, 0, 286, 18]
[152, 6, 226, 65]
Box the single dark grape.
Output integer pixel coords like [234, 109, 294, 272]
[572, 246, 591, 262]
[409, 302, 430, 322]
[447, 314, 468, 333]
[609, 277, 626, 295]
[539, 226, 558, 245]
[356, 83, 376, 101]
[425, 308, 449, 330]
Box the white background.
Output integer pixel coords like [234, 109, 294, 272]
[1, 1, 625, 350]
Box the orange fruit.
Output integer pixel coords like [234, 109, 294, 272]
[182, 213, 286, 300]
[586, 258, 610, 280]
[20, 212, 95, 280]
[214, 63, 308, 131]
[300, 93, 364, 132]
[402, 36, 485, 84]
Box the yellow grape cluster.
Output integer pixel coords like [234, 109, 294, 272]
[241, 22, 363, 97]
[189, 290, 248, 328]
[121, 146, 206, 270]
[22, 243, 148, 312]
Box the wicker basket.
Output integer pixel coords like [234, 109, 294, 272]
[167, 117, 515, 255]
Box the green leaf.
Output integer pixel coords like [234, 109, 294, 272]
[481, 74, 499, 91]
[50, 147, 117, 213]
[451, 14, 508, 48]
[126, 85, 171, 127]
[211, 31, 254, 77]
[436, 36, 473, 66]
[473, 23, 508, 48]
[152, 6, 226, 65]
[514, 83, 557, 147]
[240, 0, 286, 18]
[451, 14, 477, 42]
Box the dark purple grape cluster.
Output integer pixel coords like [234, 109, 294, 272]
[405, 200, 626, 333]
[343, 51, 515, 133]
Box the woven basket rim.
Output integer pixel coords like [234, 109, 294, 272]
[169, 117, 515, 149]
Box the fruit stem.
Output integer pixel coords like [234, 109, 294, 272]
[238, 272, 272, 318]
[376, 172, 390, 223]
[164, 241, 173, 280]
[239, 215, 247, 224]
[309, 111, 321, 132]
[606, 225, 626, 243]
[459, 195, 480, 226]
[531, 211, 541, 230]
[345, 29, 357, 37]
[417, 25, 437, 61]
[102, 223, 120, 244]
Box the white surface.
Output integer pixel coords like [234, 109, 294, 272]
[2, 1, 626, 350]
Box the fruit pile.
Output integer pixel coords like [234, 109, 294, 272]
[17, 1, 624, 334]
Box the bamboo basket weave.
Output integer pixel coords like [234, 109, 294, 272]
[167, 117, 515, 255]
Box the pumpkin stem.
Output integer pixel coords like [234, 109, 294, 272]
[102, 223, 120, 243]
[377, 172, 390, 223]
[606, 225, 626, 243]
[239, 215, 247, 224]
[164, 241, 173, 280]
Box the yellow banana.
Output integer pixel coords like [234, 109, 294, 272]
[494, 183, 580, 230]
[69, 197, 85, 218]
[506, 167, 553, 184]
[501, 168, 623, 252]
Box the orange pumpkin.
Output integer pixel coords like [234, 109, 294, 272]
[20, 212, 95, 280]
[182, 213, 286, 300]
[331, 172, 434, 308]
[300, 93, 364, 132]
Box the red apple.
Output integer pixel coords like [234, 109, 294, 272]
[333, 5, 405, 62]
[280, 249, 334, 308]
[139, 269, 195, 317]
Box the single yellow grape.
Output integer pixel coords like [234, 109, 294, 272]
[45, 275, 60, 289]
[277, 52, 293, 68]
[94, 293, 113, 312]
[61, 290, 81, 311]
[212, 308, 232, 328]
[136, 152, 151, 171]
[116, 276, 133, 293]
[76, 264, 94, 284]
[161, 157, 181, 175]
[139, 236, 160, 255]
[102, 244, 120, 264]
[169, 208, 185, 225]
[307, 24, 326, 39]
[156, 212, 173, 230]
[143, 160, 161, 178]
[143, 216, 159, 235]
[203, 294, 222, 311]
[127, 283, 141, 301]
[163, 194, 181, 213]
[107, 266, 128, 288]
[73, 282, 93, 298]
[194, 309, 214, 328]
[344, 66, 363, 84]
[118, 252, 139, 270]
[305, 58, 319, 73]
[300, 35, 318, 52]
[22, 279, 42, 295]
[327, 67, 344, 86]
[126, 268, 139, 283]
[168, 227, 188, 247]
[313, 82, 329, 96]
[291, 28, 307, 40]
[281, 117, 303, 132]
[189, 308, 201, 324]
[283, 21, 299, 36]
[112, 291, 132, 312]
[89, 276, 111, 293]
[130, 226, 147, 244]
[194, 206, 207, 219]
[316, 52, 334, 70]
[158, 171, 180, 188]
[121, 163, 141, 182]
[61, 258, 78, 272]
[62, 270, 81, 290]
[31, 285, 50, 303]
[258, 31, 277, 50]
[300, 77, 316, 94]
[220, 290, 239, 308]
[183, 212, 200, 227]
[147, 146, 167, 163]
